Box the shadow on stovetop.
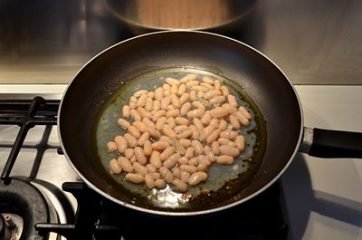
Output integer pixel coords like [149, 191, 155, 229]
[282, 153, 362, 240]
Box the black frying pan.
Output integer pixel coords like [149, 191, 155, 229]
[58, 31, 362, 216]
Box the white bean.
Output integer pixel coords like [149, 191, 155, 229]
[138, 132, 150, 146]
[150, 151, 162, 168]
[219, 145, 240, 157]
[122, 105, 130, 118]
[114, 136, 127, 153]
[172, 179, 188, 192]
[154, 179, 167, 189]
[227, 94, 238, 107]
[117, 118, 130, 129]
[125, 173, 144, 183]
[209, 107, 229, 118]
[180, 102, 192, 116]
[216, 155, 234, 165]
[134, 147, 147, 165]
[133, 162, 148, 176]
[160, 146, 175, 161]
[188, 172, 208, 186]
[143, 140, 153, 156]
[127, 126, 141, 138]
[119, 157, 133, 173]
[145, 174, 155, 189]
[107, 141, 117, 152]
[152, 141, 170, 151]
[235, 135, 246, 151]
[109, 159, 122, 174]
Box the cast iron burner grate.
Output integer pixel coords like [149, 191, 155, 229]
[1, 97, 288, 240]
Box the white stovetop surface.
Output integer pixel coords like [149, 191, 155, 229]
[0, 84, 361, 240]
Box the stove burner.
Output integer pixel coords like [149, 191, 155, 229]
[0, 178, 49, 240]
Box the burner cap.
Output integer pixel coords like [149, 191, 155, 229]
[0, 178, 49, 240]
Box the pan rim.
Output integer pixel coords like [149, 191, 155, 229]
[58, 30, 304, 216]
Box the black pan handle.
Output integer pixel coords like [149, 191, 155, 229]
[300, 127, 362, 158]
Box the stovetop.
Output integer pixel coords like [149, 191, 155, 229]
[0, 97, 289, 239]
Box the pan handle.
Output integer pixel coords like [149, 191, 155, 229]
[300, 127, 362, 158]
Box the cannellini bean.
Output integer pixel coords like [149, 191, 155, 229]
[170, 94, 180, 108]
[204, 89, 222, 99]
[163, 83, 171, 91]
[219, 119, 228, 130]
[186, 80, 199, 87]
[119, 157, 133, 173]
[202, 76, 214, 84]
[191, 140, 203, 154]
[180, 74, 197, 83]
[179, 93, 190, 104]
[153, 100, 161, 111]
[166, 109, 179, 118]
[216, 155, 234, 165]
[107, 141, 117, 152]
[146, 164, 156, 173]
[201, 82, 214, 89]
[145, 98, 153, 111]
[160, 136, 173, 144]
[147, 92, 154, 99]
[220, 85, 229, 96]
[133, 162, 148, 176]
[192, 118, 203, 130]
[155, 87, 163, 100]
[178, 130, 193, 139]
[143, 140, 153, 156]
[154, 179, 166, 189]
[180, 164, 197, 173]
[198, 155, 211, 166]
[163, 153, 180, 169]
[167, 117, 176, 128]
[145, 174, 155, 189]
[152, 172, 161, 180]
[188, 172, 208, 186]
[222, 103, 237, 114]
[109, 159, 122, 174]
[144, 126, 161, 138]
[210, 96, 226, 105]
[129, 155, 136, 163]
[178, 156, 189, 165]
[218, 138, 234, 146]
[234, 111, 250, 126]
[125, 148, 134, 159]
[175, 125, 189, 133]
[180, 171, 190, 183]
[162, 125, 177, 138]
[152, 110, 166, 121]
[189, 157, 198, 166]
[185, 147, 194, 158]
[160, 167, 174, 183]
[152, 141, 169, 151]
[189, 90, 197, 100]
[172, 179, 188, 192]
[130, 109, 141, 121]
[175, 117, 189, 125]
[114, 136, 127, 153]
[180, 102, 192, 116]
[172, 167, 181, 179]
[161, 96, 171, 109]
[177, 84, 186, 96]
[127, 126, 141, 138]
[219, 145, 240, 157]
[150, 151, 162, 168]
[137, 107, 151, 118]
[209, 107, 229, 118]
[203, 125, 215, 138]
[201, 111, 211, 125]
[227, 94, 238, 107]
[166, 77, 180, 86]
[211, 141, 220, 155]
[125, 173, 144, 183]
[143, 117, 156, 128]
[198, 164, 208, 172]
[214, 80, 221, 89]
[134, 90, 147, 97]
[156, 117, 167, 130]
[192, 101, 205, 109]
[229, 115, 241, 129]
[187, 108, 205, 118]
[235, 135, 246, 150]
[179, 139, 191, 147]
[122, 105, 130, 118]
[206, 129, 221, 144]
[239, 106, 252, 119]
[136, 94, 147, 107]
[138, 132, 150, 146]
[134, 147, 147, 165]
[133, 121, 147, 132]
[117, 118, 130, 129]
[160, 146, 175, 161]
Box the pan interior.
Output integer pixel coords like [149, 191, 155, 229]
[95, 67, 267, 210]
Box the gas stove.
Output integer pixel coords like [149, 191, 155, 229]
[0, 96, 289, 240]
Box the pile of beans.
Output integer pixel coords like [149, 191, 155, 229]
[106, 74, 252, 192]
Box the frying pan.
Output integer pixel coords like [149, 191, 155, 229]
[58, 31, 362, 216]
